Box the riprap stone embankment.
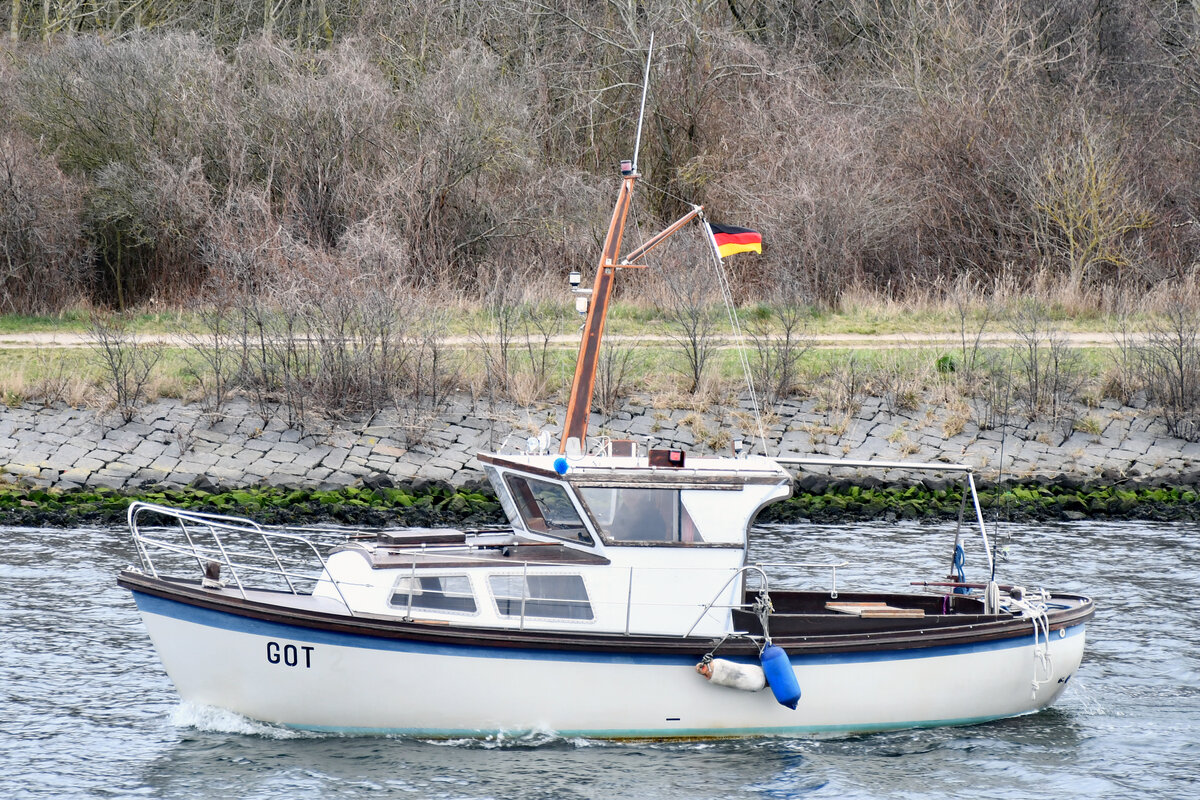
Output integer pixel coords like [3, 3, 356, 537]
[2, 394, 1198, 494]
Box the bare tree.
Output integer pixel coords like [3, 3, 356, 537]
[1009, 300, 1085, 432]
[1138, 304, 1200, 442]
[88, 311, 163, 424]
[743, 273, 812, 408]
[663, 255, 719, 395]
[594, 341, 642, 417]
[179, 304, 239, 418]
[1027, 121, 1153, 295]
[0, 133, 88, 314]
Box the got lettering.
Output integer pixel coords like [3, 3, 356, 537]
[265, 641, 314, 668]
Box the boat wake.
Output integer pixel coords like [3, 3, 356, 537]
[170, 702, 322, 739]
[421, 729, 589, 750]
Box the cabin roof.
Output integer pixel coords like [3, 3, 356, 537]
[478, 452, 791, 487]
[348, 540, 612, 570]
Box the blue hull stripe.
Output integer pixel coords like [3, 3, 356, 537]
[132, 590, 1086, 667]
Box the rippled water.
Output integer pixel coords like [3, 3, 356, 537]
[1, 519, 1196, 800]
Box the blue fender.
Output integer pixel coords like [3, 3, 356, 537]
[760, 644, 801, 709]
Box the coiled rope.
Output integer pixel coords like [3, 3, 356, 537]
[1003, 587, 1055, 699]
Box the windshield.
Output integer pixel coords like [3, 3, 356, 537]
[503, 474, 593, 544]
[578, 487, 701, 543]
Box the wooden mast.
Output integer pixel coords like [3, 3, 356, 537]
[559, 34, 703, 454]
[559, 162, 702, 454]
[560, 166, 636, 454]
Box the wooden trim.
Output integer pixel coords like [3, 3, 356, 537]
[119, 571, 1094, 658]
[574, 472, 788, 486]
[476, 453, 562, 480]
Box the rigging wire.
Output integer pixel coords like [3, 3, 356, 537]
[700, 212, 770, 456]
[640, 178, 699, 211]
[992, 350, 1016, 582]
[631, 33, 654, 176]
[627, 177, 769, 455]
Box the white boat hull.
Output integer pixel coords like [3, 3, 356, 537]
[132, 590, 1087, 737]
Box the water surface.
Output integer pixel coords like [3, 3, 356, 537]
[1, 519, 1195, 799]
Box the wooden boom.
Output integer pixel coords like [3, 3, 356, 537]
[560, 165, 702, 453]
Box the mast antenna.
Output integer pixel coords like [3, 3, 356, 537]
[631, 33, 654, 175]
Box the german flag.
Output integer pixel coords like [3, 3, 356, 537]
[708, 223, 762, 259]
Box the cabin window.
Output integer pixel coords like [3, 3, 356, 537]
[484, 466, 522, 529]
[578, 487, 702, 543]
[489, 574, 594, 621]
[503, 474, 593, 544]
[389, 575, 477, 614]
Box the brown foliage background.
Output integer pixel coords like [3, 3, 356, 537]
[1, 0, 1198, 313]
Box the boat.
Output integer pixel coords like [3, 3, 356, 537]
[117, 52, 1092, 738]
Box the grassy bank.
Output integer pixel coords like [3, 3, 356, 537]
[0, 300, 1153, 414]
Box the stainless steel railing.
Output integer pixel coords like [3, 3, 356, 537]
[127, 501, 355, 615]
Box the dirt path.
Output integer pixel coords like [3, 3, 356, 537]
[0, 330, 1136, 350]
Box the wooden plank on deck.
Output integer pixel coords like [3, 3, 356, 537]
[825, 602, 925, 619]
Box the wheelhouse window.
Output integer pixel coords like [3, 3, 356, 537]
[503, 474, 593, 544]
[389, 575, 477, 614]
[490, 574, 594, 621]
[578, 487, 702, 543]
[484, 465, 521, 528]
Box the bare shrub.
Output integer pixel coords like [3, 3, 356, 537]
[84, 157, 213, 310]
[0, 133, 88, 314]
[519, 301, 563, 401]
[1102, 299, 1143, 406]
[232, 296, 292, 428]
[16, 35, 222, 174]
[954, 291, 999, 381]
[1137, 304, 1200, 441]
[395, 308, 457, 447]
[215, 227, 457, 433]
[179, 303, 240, 418]
[743, 279, 812, 408]
[16, 35, 230, 308]
[235, 41, 400, 249]
[338, 220, 411, 286]
[816, 353, 865, 421]
[227, 248, 405, 430]
[302, 274, 410, 419]
[967, 350, 1015, 432]
[594, 342, 642, 417]
[200, 189, 289, 294]
[1008, 301, 1085, 432]
[383, 46, 537, 292]
[662, 251, 719, 395]
[470, 266, 526, 402]
[28, 347, 74, 407]
[88, 311, 164, 424]
[706, 95, 913, 308]
[4, 1, 1197, 320]
[876, 351, 927, 416]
